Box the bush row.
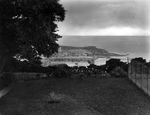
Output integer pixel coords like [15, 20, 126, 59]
[0, 72, 47, 87]
[13, 73, 47, 81]
[0, 72, 15, 87]
[110, 66, 128, 78]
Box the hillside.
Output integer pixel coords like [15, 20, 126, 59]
[51, 46, 127, 58]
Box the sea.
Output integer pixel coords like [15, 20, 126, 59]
[57, 36, 150, 66]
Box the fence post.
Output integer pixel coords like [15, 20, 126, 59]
[132, 61, 134, 82]
[147, 67, 149, 95]
[141, 65, 143, 89]
[128, 61, 131, 80]
[142, 65, 145, 92]
[135, 62, 137, 84]
[148, 68, 150, 96]
[131, 61, 133, 81]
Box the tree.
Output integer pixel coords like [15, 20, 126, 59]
[132, 57, 146, 64]
[105, 58, 126, 72]
[0, 0, 65, 73]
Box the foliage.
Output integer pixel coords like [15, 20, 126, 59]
[2, 57, 43, 72]
[53, 67, 71, 78]
[105, 58, 127, 72]
[88, 64, 97, 69]
[1, 72, 15, 87]
[0, 77, 5, 90]
[0, 0, 65, 72]
[132, 57, 146, 64]
[14, 73, 47, 81]
[145, 62, 150, 67]
[110, 66, 128, 78]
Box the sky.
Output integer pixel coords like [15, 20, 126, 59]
[57, 0, 150, 36]
[56, 0, 150, 60]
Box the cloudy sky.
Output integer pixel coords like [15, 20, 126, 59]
[56, 0, 150, 60]
[57, 0, 150, 36]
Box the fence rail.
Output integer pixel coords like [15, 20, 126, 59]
[128, 60, 150, 96]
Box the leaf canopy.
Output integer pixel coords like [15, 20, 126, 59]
[0, 0, 65, 62]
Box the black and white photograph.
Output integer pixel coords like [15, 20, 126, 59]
[0, 0, 150, 115]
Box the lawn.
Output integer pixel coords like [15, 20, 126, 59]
[0, 77, 150, 115]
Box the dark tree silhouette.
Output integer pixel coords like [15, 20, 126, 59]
[105, 58, 126, 72]
[0, 0, 65, 73]
[132, 57, 146, 64]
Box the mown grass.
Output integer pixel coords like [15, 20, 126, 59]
[0, 77, 150, 115]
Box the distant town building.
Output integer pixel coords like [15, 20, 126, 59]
[42, 56, 95, 67]
[41, 45, 128, 67]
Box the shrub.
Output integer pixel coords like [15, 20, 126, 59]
[1, 72, 15, 87]
[13, 73, 46, 81]
[110, 67, 128, 78]
[0, 77, 5, 90]
[99, 73, 111, 78]
[53, 67, 71, 78]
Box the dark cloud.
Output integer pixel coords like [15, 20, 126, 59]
[61, 0, 149, 29]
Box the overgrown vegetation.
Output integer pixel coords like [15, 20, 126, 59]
[110, 66, 128, 78]
[1, 56, 149, 88]
[0, 0, 66, 75]
[0, 72, 15, 87]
